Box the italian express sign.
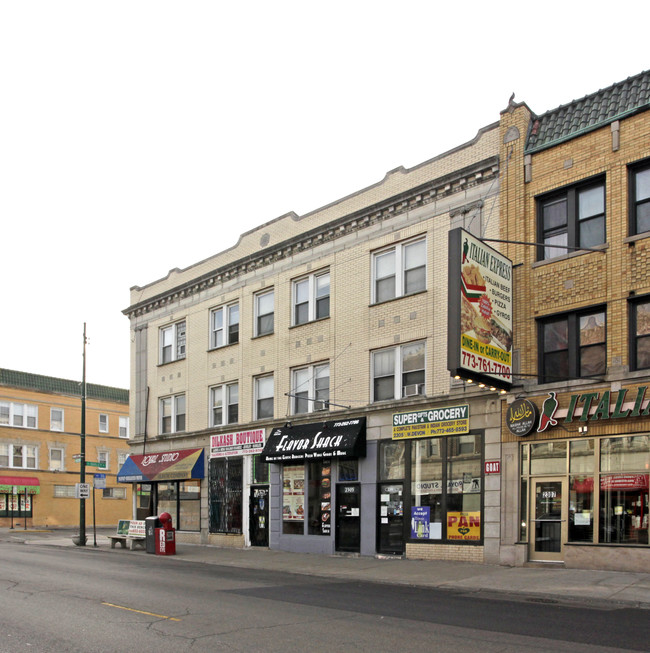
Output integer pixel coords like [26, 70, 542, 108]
[448, 228, 513, 390]
[393, 405, 469, 440]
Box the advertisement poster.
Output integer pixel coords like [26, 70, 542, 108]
[448, 228, 513, 390]
[282, 466, 304, 521]
[210, 429, 265, 458]
[392, 406, 469, 440]
[320, 461, 332, 534]
[447, 511, 481, 540]
[411, 506, 431, 539]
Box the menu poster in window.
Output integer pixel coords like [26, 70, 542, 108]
[283, 466, 305, 521]
[321, 460, 332, 534]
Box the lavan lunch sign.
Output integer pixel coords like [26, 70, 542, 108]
[506, 385, 650, 437]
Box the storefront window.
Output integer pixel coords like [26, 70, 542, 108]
[179, 480, 201, 531]
[339, 459, 358, 481]
[520, 477, 528, 541]
[446, 435, 482, 542]
[530, 441, 567, 475]
[252, 455, 269, 484]
[570, 439, 594, 473]
[411, 439, 443, 540]
[308, 460, 331, 535]
[380, 440, 405, 480]
[282, 465, 305, 534]
[209, 458, 242, 534]
[569, 475, 594, 542]
[599, 436, 649, 545]
[520, 443, 528, 475]
[157, 482, 177, 519]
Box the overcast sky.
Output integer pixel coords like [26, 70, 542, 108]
[1, 2, 648, 389]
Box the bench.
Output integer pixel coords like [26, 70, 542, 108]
[108, 519, 146, 550]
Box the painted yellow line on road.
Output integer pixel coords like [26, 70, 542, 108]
[102, 602, 181, 621]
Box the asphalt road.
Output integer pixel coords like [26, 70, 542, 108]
[0, 541, 648, 652]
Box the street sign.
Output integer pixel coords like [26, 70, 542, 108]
[93, 473, 106, 489]
[75, 483, 91, 499]
[86, 461, 106, 468]
[72, 454, 83, 462]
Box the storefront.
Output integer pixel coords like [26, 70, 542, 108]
[503, 385, 650, 571]
[261, 417, 368, 555]
[0, 475, 39, 526]
[117, 448, 204, 533]
[208, 428, 268, 547]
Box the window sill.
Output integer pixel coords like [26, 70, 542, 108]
[624, 232, 650, 245]
[289, 315, 330, 330]
[252, 332, 274, 340]
[207, 342, 239, 353]
[157, 358, 186, 368]
[370, 288, 427, 308]
[532, 243, 608, 268]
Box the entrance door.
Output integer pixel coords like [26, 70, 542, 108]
[336, 483, 361, 552]
[377, 483, 404, 555]
[530, 478, 567, 562]
[249, 486, 269, 547]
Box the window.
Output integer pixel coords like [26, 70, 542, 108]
[102, 487, 127, 499]
[372, 237, 426, 303]
[630, 297, 650, 371]
[208, 458, 242, 534]
[119, 416, 129, 438]
[537, 179, 605, 260]
[118, 451, 129, 467]
[372, 341, 425, 402]
[254, 375, 274, 420]
[629, 160, 650, 235]
[97, 451, 109, 470]
[539, 309, 606, 383]
[291, 363, 329, 414]
[99, 414, 109, 433]
[210, 382, 239, 426]
[254, 289, 274, 336]
[0, 402, 38, 428]
[49, 448, 64, 471]
[50, 408, 64, 431]
[0, 444, 37, 469]
[210, 302, 239, 348]
[160, 320, 186, 364]
[293, 271, 330, 325]
[282, 464, 305, 535]
[53, 485, 76, 498]
[160, 394, 186, 434]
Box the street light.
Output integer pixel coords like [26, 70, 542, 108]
[74, 323, 88, 546]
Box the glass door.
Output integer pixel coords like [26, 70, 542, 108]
[377, 483, 404, 555]
[249, 486, 269, 547]
[530, 478, 567, 562]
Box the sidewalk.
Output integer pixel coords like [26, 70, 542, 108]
[4, 527, 650, 609]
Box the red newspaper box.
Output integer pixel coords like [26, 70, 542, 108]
[154, 512, 176, 555]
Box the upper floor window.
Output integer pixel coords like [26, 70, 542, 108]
[291, 362, 330, 414]
[0, 402, 38, 429]
[537, 179, 605, 260]
[0, 443, 37, 469]
[97, 451, 109, 470]
[118, 451, 129, 467]
[210, 382, 239, 426]
[160, 393, 186, 434]
[50, 408, 64, 431]
[629, 160, 650, 235]
[119, 416, 129, 439]
[99, 414, 109, 433]
[49, 447, 64, 471]
[371, 341, 425, 402]
[539, 308, 606, 384]
[210, 302, 239, 348]
[254, 375, 274, 420]
[254, 289, 274, 337]
[372, 237, 426, 303]
[630, 297, 650, 371]
[160, 320, 186, 364]
[293, 271, 330, 325]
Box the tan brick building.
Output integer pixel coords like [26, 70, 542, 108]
[498, 71, 650, 571]
[123, 122, 507, 562]
[0, 369, 131, 528]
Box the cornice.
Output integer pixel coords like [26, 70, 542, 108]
[124, 156, 499, 319]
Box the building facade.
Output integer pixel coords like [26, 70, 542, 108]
[498, 71, 650, 571]
[123, 122, 508, 563]
[0, 369, 131, 528]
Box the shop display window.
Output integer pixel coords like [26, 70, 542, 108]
[252, 455, 269, 484]
[179, 481, 201, 532]
[530, 441, 567, 475]
[209, 458, 242, 534]
[569, 475, 594, 542]
[339, 459, 358, 482]
[308, 460, 332, 535]
[411, 438, 443, 540]
[570, 439, 594, 474]
[282, 465, 305, 534]
[379, 441, 405, 480]
[519, 477, 528, 541]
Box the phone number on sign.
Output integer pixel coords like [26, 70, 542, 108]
[461, 351, 511, 379]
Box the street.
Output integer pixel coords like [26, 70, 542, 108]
[0, 541, 648, 652]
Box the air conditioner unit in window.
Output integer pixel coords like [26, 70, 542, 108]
[403, 384, 424, 398]
[313, 400, 328, 411]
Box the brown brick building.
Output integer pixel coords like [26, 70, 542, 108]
[498, 71, 650, 571]
[0, 369, 132, 528]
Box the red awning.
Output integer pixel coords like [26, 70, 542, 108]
[0, 476, 40, 494]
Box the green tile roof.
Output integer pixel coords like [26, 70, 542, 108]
[525, 69, 650, 153]
[0, 369, 129, 404]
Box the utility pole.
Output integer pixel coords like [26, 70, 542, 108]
[77, 323, 88, 546]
